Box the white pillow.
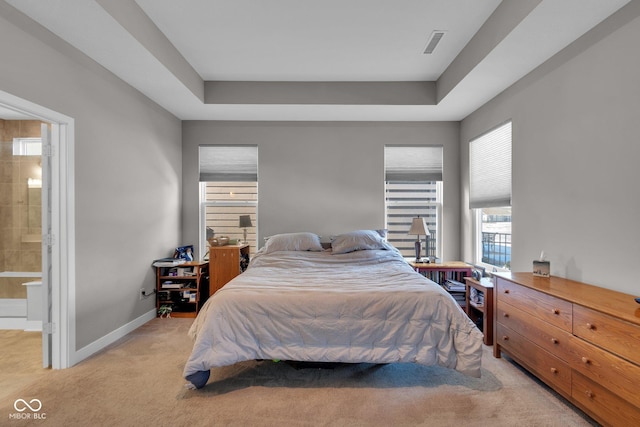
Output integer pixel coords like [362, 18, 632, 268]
[263, 232, 323, 253]
[331, 230, 393, 254]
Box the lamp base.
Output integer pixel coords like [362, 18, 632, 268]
[414, 240, 421, 262]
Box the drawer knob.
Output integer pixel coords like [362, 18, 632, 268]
[503, 313, 509, 318]
[552, 308, 560, 315]
[550, 367, 558, 374]
[582, 357, 591, 365]
[586, 323, 595, 330]
[504, 289, 510, 294]
[551, 338, 558, 344]
[502, 335, 509, 341]
[585, 390, 594, 399]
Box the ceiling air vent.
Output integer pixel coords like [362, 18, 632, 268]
[423, 30, 446, 54]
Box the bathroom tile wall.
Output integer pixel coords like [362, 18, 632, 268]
[0, 120, 42, 298]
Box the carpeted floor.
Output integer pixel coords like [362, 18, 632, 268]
[1, 318, 598, 426]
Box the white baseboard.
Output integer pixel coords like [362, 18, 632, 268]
[71, 309, 156, 366]
[0, 298, 27, 317]
[0, 298, 29, 330]
[0, 317, 28, 330]
[24, 320, 42, 332]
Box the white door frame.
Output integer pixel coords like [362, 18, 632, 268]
[0, 90, 75, 369]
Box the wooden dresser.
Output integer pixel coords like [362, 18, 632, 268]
[208, 244, 250, 296]
[493, 272, 640, 426]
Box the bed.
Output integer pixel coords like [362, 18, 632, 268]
[184, 231, 483, 389]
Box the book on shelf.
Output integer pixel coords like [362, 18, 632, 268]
[176, 267, 195, 276]
[161, 281, 181, 289]
[444, 279, 466, 292]
[153, 258, 186, 267]
[449, 292, 466, 308]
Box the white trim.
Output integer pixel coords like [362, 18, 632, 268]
[0, 298, 27, 317]
[51, 122, 71, 368]
[199, 182, 206, 259]
[0, 90, 75, 369]
[0, 272, 42, 278]
[24, 320, 42, 332]
[473, 208, 481, 265]
[71, 309, 156, 365]
[0, 318, 29, 330]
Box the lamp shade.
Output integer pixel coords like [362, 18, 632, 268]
[408, 217, 430, 236]
[239, 215, 253, 228]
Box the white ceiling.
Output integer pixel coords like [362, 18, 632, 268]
[138, 0, 500, 82]
[2, 0, 632, 121]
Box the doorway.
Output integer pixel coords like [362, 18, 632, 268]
[0, 89, 75, 370]
[0, 119, 44, 328]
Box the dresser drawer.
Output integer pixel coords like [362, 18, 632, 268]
[569, 336, 640, 409]
[497, 302, 574, 362]
[496, 323, 571, 397]
[496, 278, 572, 332]
[572, 371, 640, 427]
[573, 305, 640, 365]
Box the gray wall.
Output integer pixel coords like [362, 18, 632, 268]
[0, 4, 182, 349]
[182, 121, 461, 260]
[460, 2, 640, 294]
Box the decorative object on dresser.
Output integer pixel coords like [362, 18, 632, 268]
[533, 250, 550, 277]
[494, 272, 640, 426]
[407, 216, 430, 262]
[209, 243, 250, 296]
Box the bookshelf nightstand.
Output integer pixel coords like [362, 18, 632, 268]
[155, 260, 209, 318]
[408, 261, 472, 308]
[464, 277, 494, 345]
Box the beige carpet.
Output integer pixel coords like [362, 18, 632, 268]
[1, 318, 597, 426]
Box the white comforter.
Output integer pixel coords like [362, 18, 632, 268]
[184, 249, 483, 380]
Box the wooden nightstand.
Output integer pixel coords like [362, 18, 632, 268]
[209, 244, 250, 296]
[408, 261, 472, 286]
[464, 277, 494, 345]
[409, 261, 472, 308]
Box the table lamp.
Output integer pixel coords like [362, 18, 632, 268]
[408, 217, 430, 262]
[239, 215, 252, 243]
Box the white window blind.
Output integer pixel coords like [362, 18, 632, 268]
[469, 121, 512, 209]
[199, 145, 258, 182]
[202, 181, 257, 249]
[384, 146, 443, 182]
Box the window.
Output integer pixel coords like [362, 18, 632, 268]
[199, 146, 258, 257]
[469, 121, 512, 270]
[477, 206, 511, 269]
[12, 137, 42, 156]
[384, 146, 443, 258]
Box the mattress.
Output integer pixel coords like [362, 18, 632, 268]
[183, 248, 483, 388]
